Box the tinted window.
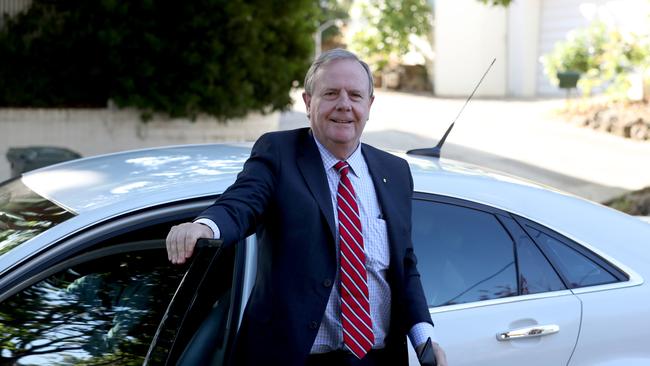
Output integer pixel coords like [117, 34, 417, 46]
[0, 179, 75, 257]
[412, 200, 517, 307]
[527, 227, 619, 288]
[515, 228, 566, 294]
[0, 246, 185, 364]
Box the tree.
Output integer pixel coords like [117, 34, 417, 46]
[0, 0, 320, 120]
[476, 0, 513, 7]
[348, 0, 432, 72]
[316, 0, 353, 50]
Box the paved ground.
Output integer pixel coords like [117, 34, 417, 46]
[280, 90, 650, 203]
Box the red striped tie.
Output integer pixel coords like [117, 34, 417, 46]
[334, 161, 374, 359]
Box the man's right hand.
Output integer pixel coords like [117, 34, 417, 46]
[166, 222, 214, 264]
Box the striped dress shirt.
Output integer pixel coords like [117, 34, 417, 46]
[310, 137, 435, 353]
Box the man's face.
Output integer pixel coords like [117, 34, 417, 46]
[302, 59, 374, 158]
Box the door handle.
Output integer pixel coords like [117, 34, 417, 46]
[496, 324, 560, 341]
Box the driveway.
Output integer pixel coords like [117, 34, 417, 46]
[281, 90, 650, 203]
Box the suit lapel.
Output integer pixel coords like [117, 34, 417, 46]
[363, 145, 395, 222]
[296, 130, 336, 240]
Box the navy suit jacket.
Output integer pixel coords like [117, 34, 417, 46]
[198, 128, 432, 365]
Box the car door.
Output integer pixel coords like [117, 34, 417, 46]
[144, 237, 246, 366]
[409, 194, 582, 366]
[0, 198, 223, 365]
[0, 240, 188, 365]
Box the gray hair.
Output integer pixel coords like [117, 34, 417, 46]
[304, 48, 374, 97]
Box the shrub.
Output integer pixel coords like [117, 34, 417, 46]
[0, 0, 318, 120]
[541, 21, 650, 99]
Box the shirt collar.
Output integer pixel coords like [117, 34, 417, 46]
[313, 135, 363, 178]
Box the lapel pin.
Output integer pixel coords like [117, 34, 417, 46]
[382, 178, 387, 183]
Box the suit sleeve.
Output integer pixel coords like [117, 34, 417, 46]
[196, 133, 279, 246]
[401, 162, 434, 328]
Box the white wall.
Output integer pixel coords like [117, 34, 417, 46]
[434, 0, 508, 97]
[0, 109, 279, 181]
[507, 0, 541, 97]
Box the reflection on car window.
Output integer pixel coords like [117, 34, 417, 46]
[412, 200, 517, 307]
[527, 227, 618, 288]
[515, 230, 566, 294]
[0, 247, 185, 364]
[0, 178, 75, 257]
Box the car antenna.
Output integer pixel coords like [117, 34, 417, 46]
[406, 58, 496, 158]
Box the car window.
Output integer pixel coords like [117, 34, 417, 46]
[526, 227, 619, 288]
[0, 245, 185, 365]
[0, 178, 75, 257]
[412, 199, 517, 307]
[511, 223, 566, 294]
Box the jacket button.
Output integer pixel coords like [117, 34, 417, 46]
[310, 321, 318, 329]
[322, 279, 332, 287]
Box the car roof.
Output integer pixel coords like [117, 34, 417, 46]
[22, 143, 553, 215]
[22, 143, 252, 214]
[16, 143, 650, 275]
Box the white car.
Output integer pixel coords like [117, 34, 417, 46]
[0, 143, 649, 365]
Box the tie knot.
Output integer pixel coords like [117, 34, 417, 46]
[334, 161, 350, 175]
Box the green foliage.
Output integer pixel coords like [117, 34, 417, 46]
[541, 21, 650, 98]
[476, 0, 513, 6]
[605, 186, 650, 216]
[0, 0, 319, 119]
[349, 0, 432, 71]
[317, 0, 353, 44]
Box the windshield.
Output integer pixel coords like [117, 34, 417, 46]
[0, 178, 75, 257]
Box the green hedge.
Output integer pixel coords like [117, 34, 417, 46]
[0, 0, 318, 119]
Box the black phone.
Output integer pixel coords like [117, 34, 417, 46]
[417, 337, 437, 366]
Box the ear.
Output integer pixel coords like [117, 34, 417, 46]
[302, 92, 311, 114]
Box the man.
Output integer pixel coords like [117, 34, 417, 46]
[166, 48, 447, 366]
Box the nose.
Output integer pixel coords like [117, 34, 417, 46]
[336, 91, 352, 112]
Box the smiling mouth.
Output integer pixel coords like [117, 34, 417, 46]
[330, 118, 353, 124]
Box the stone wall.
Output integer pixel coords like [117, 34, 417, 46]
[0, 108, 279, 181]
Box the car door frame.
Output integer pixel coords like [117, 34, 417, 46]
[144, 236, 250, 365]
[0, 198, 216, 301]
